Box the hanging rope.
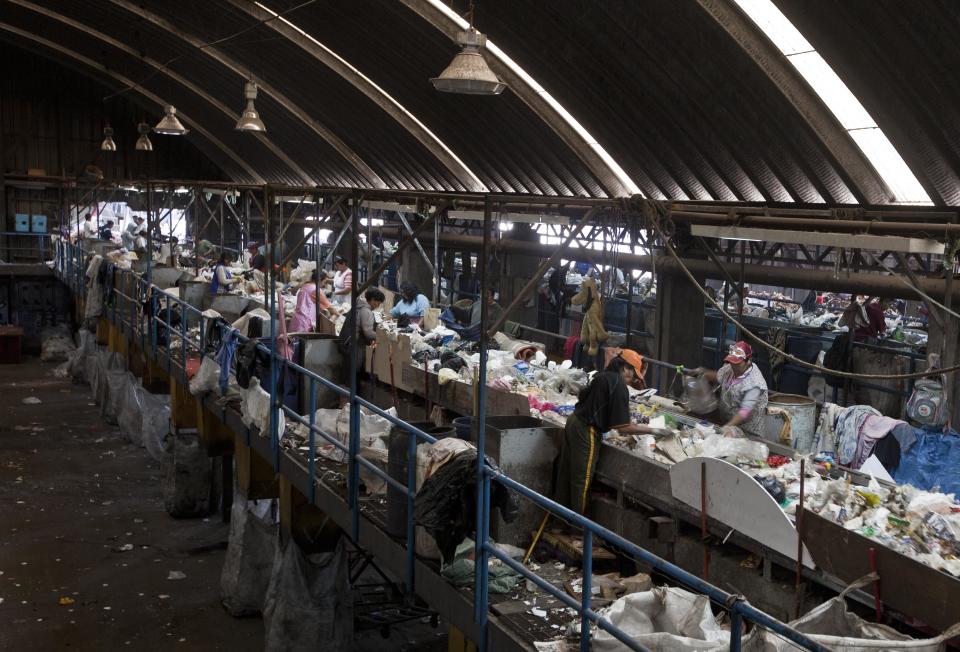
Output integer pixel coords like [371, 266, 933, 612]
[640, 201, 960, 381]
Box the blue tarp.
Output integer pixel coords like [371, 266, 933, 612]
[893, 428, 960, 496]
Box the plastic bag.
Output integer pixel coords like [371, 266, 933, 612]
[103, 370, 134, 425]
[40, 326, 76, 362]
[263, 538, 351, 652]
[141, 391, 171, 462]
[118, 380, 145, 446]
[765, 574, 960, 651]
[189, 356, 221, 396]
[221, 487, 278, 617]
[161, 429, 212, 518]
[699, 434, 769, 461]
[593, 587, 756, 651]
[241, 377, 284, 436]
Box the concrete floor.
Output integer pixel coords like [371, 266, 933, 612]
[0, 358, 448, 651]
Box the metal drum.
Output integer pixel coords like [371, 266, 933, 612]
[295, 334, 344, 413]
[764, 392, 817, 453]
[386, 422, 454, 538]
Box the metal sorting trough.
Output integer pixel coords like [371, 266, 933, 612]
[764, 392, 817, 453]
[207, 294, 251, 325]
[471, 416, 560, 546]
[149, 266, 193, 290]
[295, 333, 344, 413]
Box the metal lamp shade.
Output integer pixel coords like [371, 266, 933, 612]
[153, 105, 189, 135]
[100, 126, 117, 151]
[431, 48, 506, 95]
[235, 81, 266, 132]
[135, 122, 153, 151]
[431, 30, 506, 95]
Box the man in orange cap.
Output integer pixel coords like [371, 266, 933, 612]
[554, 349, 667, 515]
[695, 340, 769, 437]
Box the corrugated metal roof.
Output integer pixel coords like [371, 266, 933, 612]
[1, 0, 955, 204]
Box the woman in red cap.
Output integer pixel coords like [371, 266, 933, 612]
[696, 340, 768, 437]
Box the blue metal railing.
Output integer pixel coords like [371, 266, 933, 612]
[54, 240, 830, 652]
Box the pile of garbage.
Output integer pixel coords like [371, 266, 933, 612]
[401, 321, 590, 424]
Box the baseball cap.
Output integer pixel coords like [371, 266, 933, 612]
[724, 341, 752, 364]
[619, 349, 645, 379]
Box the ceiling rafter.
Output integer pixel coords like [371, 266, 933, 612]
[106, 0, 389, 189]
[229, 0, 487, 193]
[10, 0, 315, 186]
[397, 0, 641, 199]
[0, 22, 264, 183]
[696, 0, 891, 204]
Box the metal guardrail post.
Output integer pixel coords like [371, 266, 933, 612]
[308, 378, 317, 504]
[405, 426, 417, 595]
[580, 532, 593, 651]
[730, 609, 743, 651]
[348, 192, 361, 543]
[473, 197, 493, 648]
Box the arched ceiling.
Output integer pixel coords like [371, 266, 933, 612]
[1, 0, 955, 205]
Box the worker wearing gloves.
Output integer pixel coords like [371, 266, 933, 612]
[389, 281, 430, 325]
[694, 340, 768, 438]
[555, 349, 668, 515]
[209, 252, 241, 294]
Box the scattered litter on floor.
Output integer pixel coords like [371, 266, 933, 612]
[22, 397, 41, 405]
[167, 571, 186, 580]
[58, 596, 75, 606]
[116, 544, 134, 552]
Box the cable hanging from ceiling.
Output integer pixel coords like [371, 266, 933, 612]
[102, 0, 319, 102]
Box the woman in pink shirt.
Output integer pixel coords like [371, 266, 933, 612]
[288, 270, 334, 332]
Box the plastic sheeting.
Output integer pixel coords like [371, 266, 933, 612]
[221, 488, 278, 617]
[263, 538, 352, 652]
[893, 429, 960, 496]
[141, 391, 171, 462]
[117, 380, 145, 446]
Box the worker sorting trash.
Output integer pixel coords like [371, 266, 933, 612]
[693, 340, 769, 438]
[331, 256, 352, 306]
[554, 350, 669, 515]
[389, 281, 430, 326]
[209, 252, 242, 294]
[288, 269, 335, 333]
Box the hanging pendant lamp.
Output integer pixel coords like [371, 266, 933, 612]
[431, 30, 506, 95]
[100, 125, 117, 151]
[135, 121, 153, 151]
[153, 105, 189, 135]
[235, 81, 266, 132]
